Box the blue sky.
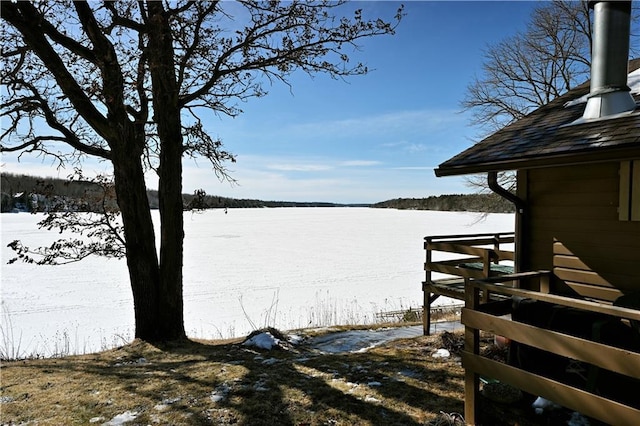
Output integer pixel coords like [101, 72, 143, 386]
[2, 1, 541, 204]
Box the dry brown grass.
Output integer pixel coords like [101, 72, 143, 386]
[0, 328, 571, 425]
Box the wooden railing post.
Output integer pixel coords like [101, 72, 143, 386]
[539, 273, 550, 293]
[424, 237, 433, 335]
[464, 278, 480, 425]
[482, 249, 491, 278]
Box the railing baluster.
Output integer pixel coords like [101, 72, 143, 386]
[464, 278, 480, 425]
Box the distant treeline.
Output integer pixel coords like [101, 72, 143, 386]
[371, 194, 515, 213]
[154, 189, 368, 210]
[0, 173, 365, 212]
[2, 173, 515, 213]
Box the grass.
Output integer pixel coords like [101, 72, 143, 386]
[0, 324, 582, 426]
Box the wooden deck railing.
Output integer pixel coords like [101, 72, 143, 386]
[423, 232, 515, 335]
[463, 273, 640, 426]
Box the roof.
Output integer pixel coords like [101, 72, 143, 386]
[435, 58, 640, 177]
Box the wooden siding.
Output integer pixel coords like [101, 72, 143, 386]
[619, 160, 640, 221]
[521, 162, 640, 294]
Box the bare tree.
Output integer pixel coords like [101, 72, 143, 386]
[1, 1, 403, 343]
[462, 0, 593, 136]
[460, 0, 638, 191]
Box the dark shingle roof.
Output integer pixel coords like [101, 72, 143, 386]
[435, 59, 640, 177]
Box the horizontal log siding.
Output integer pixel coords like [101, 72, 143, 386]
[524, 162, 640, 294]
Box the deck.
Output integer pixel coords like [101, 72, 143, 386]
[422, 232, 515, 335]
[422, 232, 640, 425]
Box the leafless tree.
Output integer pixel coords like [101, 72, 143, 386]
[460, 0, 638, 191]
[1, 1, 403, 343]
[462, 1, 594, 136]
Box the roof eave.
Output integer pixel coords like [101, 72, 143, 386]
[434, 144, 640, 177]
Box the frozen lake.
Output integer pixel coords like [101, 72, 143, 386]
[1, 208, 513, 357]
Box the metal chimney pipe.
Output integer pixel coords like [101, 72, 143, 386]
[583, 0, 636, 119]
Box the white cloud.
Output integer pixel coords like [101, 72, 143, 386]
[1, 154, 112, 181]
[380, 140, 428, 153]
[281, 108, 463, 140]
[182, 153, 469, 204]
[405, 143, 428, 153]
[392, 166, 436, 171]
[257, 158, 382, 172]
[3, 147, 467, 205]
[266, 163, 333, 172]
[380, 141, 407, 148]
[340, 160, 381, 167]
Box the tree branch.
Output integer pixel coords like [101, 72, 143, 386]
[178, 2, 402, 107]
[2, 2, 113, 140]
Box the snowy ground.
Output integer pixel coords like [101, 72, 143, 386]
[305, 321, 463, 354]
[1, 208, 513, 357]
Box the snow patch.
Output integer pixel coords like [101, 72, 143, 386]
[210, 393, 225, 403]
[307, 323, 462, 354]
[532, 396, 561, 415]
[564, 69, 640, 107]
[102, 410, 138, 425]
[629, 68, 640, 95]
[210, 383, 231, 403]
[432, 348, 451, 359]
[154, 397, 181, 411]
[243, 331, 280, 350]
[113, 357, 148, 367]
[287, 334, 304, 345]
[564, 94, 589, 108]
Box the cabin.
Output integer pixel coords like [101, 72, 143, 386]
[427, 2, 640, 424]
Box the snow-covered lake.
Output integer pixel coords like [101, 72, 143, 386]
[1, 208, 513, 357]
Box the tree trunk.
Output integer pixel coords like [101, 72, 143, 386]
[2, 1, 186, 342]
[147, 2, 187, 341]
[111, 140, 164, 341]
